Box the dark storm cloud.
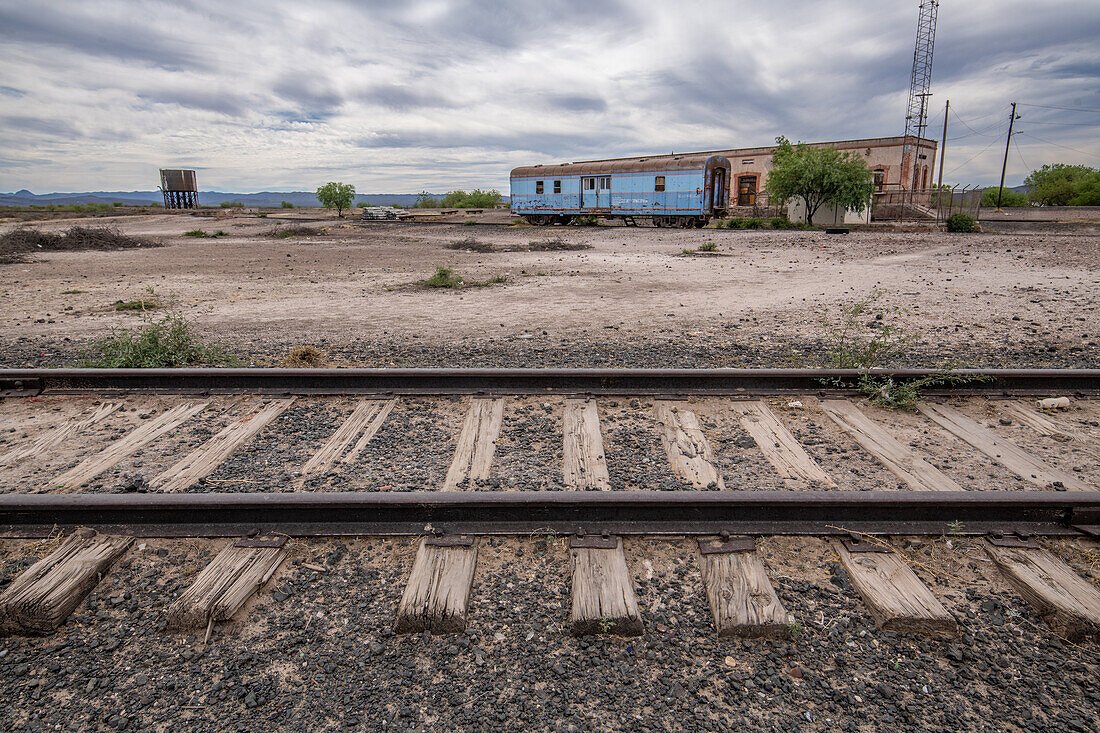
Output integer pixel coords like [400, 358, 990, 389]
[545, 95, 608, 113]
[356, 128, 632, 158]
[273, 74, 344, 115]
[1, 116, 82, 139]
[0, 5, 206, 71]
[0, 86, 26, 97]
[357, 85, 457, 111]
[137, 89, 250, 117]
[393, 0, 641, 50]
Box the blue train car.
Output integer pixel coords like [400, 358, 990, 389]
[509, 154, 731, 227]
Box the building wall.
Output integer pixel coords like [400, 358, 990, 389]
[584, 136, 939, 209]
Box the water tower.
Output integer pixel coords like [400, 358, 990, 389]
[160, 169, 199, 209]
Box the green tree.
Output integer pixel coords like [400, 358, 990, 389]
[1068, 171, 1100, 206]
[980, 187, 1028, 207]
[316, 182, 355, 217]
[765, 137, 874, 222]
[1025, 163, 1096, 206]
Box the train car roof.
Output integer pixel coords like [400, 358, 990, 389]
[510, 154, 729, 178]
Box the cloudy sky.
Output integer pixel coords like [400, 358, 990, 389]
[1, 0, 1097, 193]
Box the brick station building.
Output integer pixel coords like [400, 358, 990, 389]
[592, 135, 939, 209]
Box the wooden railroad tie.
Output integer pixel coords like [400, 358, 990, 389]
[442, 398, 505, 490]
[984, 538, 1100, 641]
[165, 535, 289, 631]
[697, 536, 793, 638]
[562, 398, 611, 490]
[570, 534, 643, 636]
[0, 528, 132, 636]
[833, 537, 957, 638]
[732, 400, 836, 488]
[395, 535, 479, 634]
[653, 401, 724, 489]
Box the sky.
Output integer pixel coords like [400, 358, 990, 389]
[1, 0, 1097, 193]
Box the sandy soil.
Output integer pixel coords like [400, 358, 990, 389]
[1, 212, 1097, 368]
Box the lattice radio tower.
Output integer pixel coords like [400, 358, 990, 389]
[901, 1, 938, 190]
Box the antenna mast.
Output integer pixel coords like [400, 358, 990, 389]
[901, 1, 938, 191]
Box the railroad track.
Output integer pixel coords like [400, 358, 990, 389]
[1, 368, 1097, 644]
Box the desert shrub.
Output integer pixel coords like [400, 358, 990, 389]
[283, 345, 327, 367]
[265, 225, 319, 239]
[447, 237, 494, 252]
[698, 242, 718, 252]
[945, 214, 977, 233]
[570, 215, 599, 226]
[769, 216, 796, 229]
[184, 229, 208, 238]
[80, 313, 236, 367]
[423, 266, 464, 288]
[281, 201, 295, 208]
[219, 201, 245, 208]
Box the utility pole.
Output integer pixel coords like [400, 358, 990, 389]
[936, 99, 948, 220]
[996, 102, 1019, 208]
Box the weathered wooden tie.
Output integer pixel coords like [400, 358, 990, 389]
[340, 398, 396, 465]
[301, 399, 395, 477]
[999, 402, 1099, 461]
[395, 536, 479, 634]
[0, 402, 120, 467]
[918, 402, 1090, 491]
[151, 399, 293, 491]
[697, 536, 792, 638]
[563, 398, 611, 490]
[653, 401, 724, 488]
[984, 539, 1100, 640]
[732, 400, 836, 487]
[442, 398, 505, 490]
[0, 528, 132, 635]
[833, 538, 957, 637]
[570, 535, 642, 636]
[165, 535, 289, 630]
[822, 399, 964, 491]
[53, 401, 208, 490]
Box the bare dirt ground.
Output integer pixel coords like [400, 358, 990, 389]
[0, 210, 1097, 368]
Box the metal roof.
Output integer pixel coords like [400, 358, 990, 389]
[511, 154, 729, 178]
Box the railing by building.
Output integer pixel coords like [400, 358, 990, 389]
[872, 185, 981, 221]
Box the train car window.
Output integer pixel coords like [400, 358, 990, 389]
[598, 177, 611, 190]
[536, 181, 544, 194]
[584, 178, 596, 190]
[553, 180, 561, 194]
[654, 176, 665, 192]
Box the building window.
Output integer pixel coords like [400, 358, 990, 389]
[535, 181, 543, 194]
[553, 180, 561, 194]
[583, 178, 596, 190]
[742, 159, 754, 165]
[654, 176, 665, 192]
[873, 169, 885, 192]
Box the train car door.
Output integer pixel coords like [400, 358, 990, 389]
[597, 176, 611, 208]
[710, 168, 727, 211]
[582, 177, 596, 208]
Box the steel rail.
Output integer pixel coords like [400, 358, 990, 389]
[1, 491, 1097, 538]
[2, 368, 1099, 397]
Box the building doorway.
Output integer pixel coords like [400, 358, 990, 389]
[737, 175, 757, 206]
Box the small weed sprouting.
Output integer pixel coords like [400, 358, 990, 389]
[817, 288, 991, 409]
[946, 520, 964, 536]
[787, 621, 804, 639]
[681, 248, 696, 255]
[283, 345, 327, 367]
[422, 266, 506, 289]
[699, 241, 718, 252]
[423, 266, 464, 288]
[462, 220, 477, 226]
[80, 313, 236, 368]
[114, 298, 158, 312]
[61, 289, 85, 294]
[570, 215, 599, 227]
[184, 229, 208, 238]
[598, 617, 615, 634]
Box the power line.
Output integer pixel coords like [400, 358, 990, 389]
[1017, 103, 1100, 114]
[944, 136, 1001, 176]
[1012, 138, 1031, 175]
[1015, 131, 1100, 161]
[1016, 120, 1100, 127]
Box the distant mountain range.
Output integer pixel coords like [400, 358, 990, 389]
[0, 190, 474, 208]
